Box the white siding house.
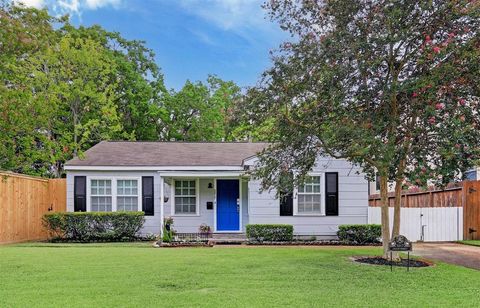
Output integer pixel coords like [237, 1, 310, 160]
[64, 141, 369, 238]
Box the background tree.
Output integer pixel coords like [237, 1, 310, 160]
[63, 25, 168, 141]
[28, 32, 125, 177]
[244, 0, 480, 256]
[0, 3, 58, 176]
[0, 3, 250, 177]
[160, 75, 242, 141]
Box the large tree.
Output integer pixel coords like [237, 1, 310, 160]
[0, 3, 59, 175]
[244, 0, 480, 255]
[160, 75, 242, 141]
[0, 3, 169, 177]
[28, 32, 125, 177]
[62, 25, 168, 141]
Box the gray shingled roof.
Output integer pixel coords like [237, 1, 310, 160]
[65, 141, 268, 166]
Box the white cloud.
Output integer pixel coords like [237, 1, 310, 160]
[85, 0, 121, 9]
[14, 0, 45, 8]
[12, 0, 121, 15]
[178, 0, 271, 31]
[57, 0, 80, 14]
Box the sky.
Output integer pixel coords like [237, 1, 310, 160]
[15, 0, 288, 90]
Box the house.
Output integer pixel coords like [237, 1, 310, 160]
[64, 141, 369, 238]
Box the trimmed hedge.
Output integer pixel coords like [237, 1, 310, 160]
[337, 224, 381, 244]
[42, 212, 145, 242]
[246, 224, 293, 242]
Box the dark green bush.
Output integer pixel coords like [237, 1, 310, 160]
[42, 212, 145, 242]
[246, 224, 293, 242]
[337, 224, 381, 244]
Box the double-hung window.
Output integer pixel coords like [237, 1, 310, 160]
[296, 175, 322, 214]
[117, 179, 139, 211]
[174, 180, 197, 215]
[90, 179, 112, 212]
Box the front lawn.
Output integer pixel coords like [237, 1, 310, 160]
[458, 240, 480, 247]
[1, 243, 478, 307]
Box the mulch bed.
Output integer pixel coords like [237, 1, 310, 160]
[246, 240, 382, 246]
[353, 256, 432, 267]
[154, 241, 212, 248]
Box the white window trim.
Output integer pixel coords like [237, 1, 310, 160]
[116, 177, 142, 212]
[171, 178, 200, 216]
[293, 172, 325, 216]
[86, 176, 142, 212]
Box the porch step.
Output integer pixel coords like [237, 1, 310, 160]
[210, 233, 246, 240]
[208, 233, 246, 244]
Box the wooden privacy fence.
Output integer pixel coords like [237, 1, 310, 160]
[369, 181, 480, 240]
[0, 172, 66, 244]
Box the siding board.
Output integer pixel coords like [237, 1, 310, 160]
[248, 157, 368, 237]
[66, 155, 369, 237]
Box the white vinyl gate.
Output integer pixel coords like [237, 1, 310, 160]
[368, 207, 463, 242]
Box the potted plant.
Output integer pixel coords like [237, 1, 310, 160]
[199, 223, 212, 235]
[162, 217, 174, 243]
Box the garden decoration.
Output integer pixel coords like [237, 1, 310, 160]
[388, 235, 412, 272]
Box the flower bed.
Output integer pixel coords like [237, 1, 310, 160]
[246, 240, 382, 246]
[154, 241, 213, 248]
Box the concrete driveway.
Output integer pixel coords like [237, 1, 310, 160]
[413, 242, 480, 270]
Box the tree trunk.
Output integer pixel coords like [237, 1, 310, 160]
[379, 175, 391, 257]
[392, 179, 403, 238]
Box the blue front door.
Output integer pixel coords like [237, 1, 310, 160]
[217, 179, 240, 231]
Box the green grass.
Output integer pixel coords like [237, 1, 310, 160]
[1, 243, 479, 307]
[458, 240, 480, 247]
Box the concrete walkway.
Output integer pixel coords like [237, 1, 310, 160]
[413, 242, 480, 270]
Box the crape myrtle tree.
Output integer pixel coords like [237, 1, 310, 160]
[243, 0, 480, 255]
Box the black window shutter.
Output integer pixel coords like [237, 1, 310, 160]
[74, 176, 86, 212]
[325, 172, 339, 216]
[280, 191, 293, 216]
[142, 176, 154, 216]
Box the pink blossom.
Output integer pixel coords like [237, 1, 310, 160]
[460, 115, 466, 122]
[435, 103, 445, 110]
[412, 92, 418, 98]
[425, 35, 432, 43]
[448, 32, 455, 38]
[433, 46, 441, 53]
[428, 117, 436, 124]
[459, 99, 466, 106]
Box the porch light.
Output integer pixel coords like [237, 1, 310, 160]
[164, 196, 169, 203]
[208, 182, 213, 189]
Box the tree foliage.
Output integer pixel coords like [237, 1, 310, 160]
[0, 2, 251, 177]
[160, 76, 241, 141]
[244, 0, 480, 255]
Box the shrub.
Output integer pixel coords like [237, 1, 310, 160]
[162, 216, 175, 243]
[337, 224, 381, 244]
[246, 224, 293, 242]
[42, 212, 145, 242]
